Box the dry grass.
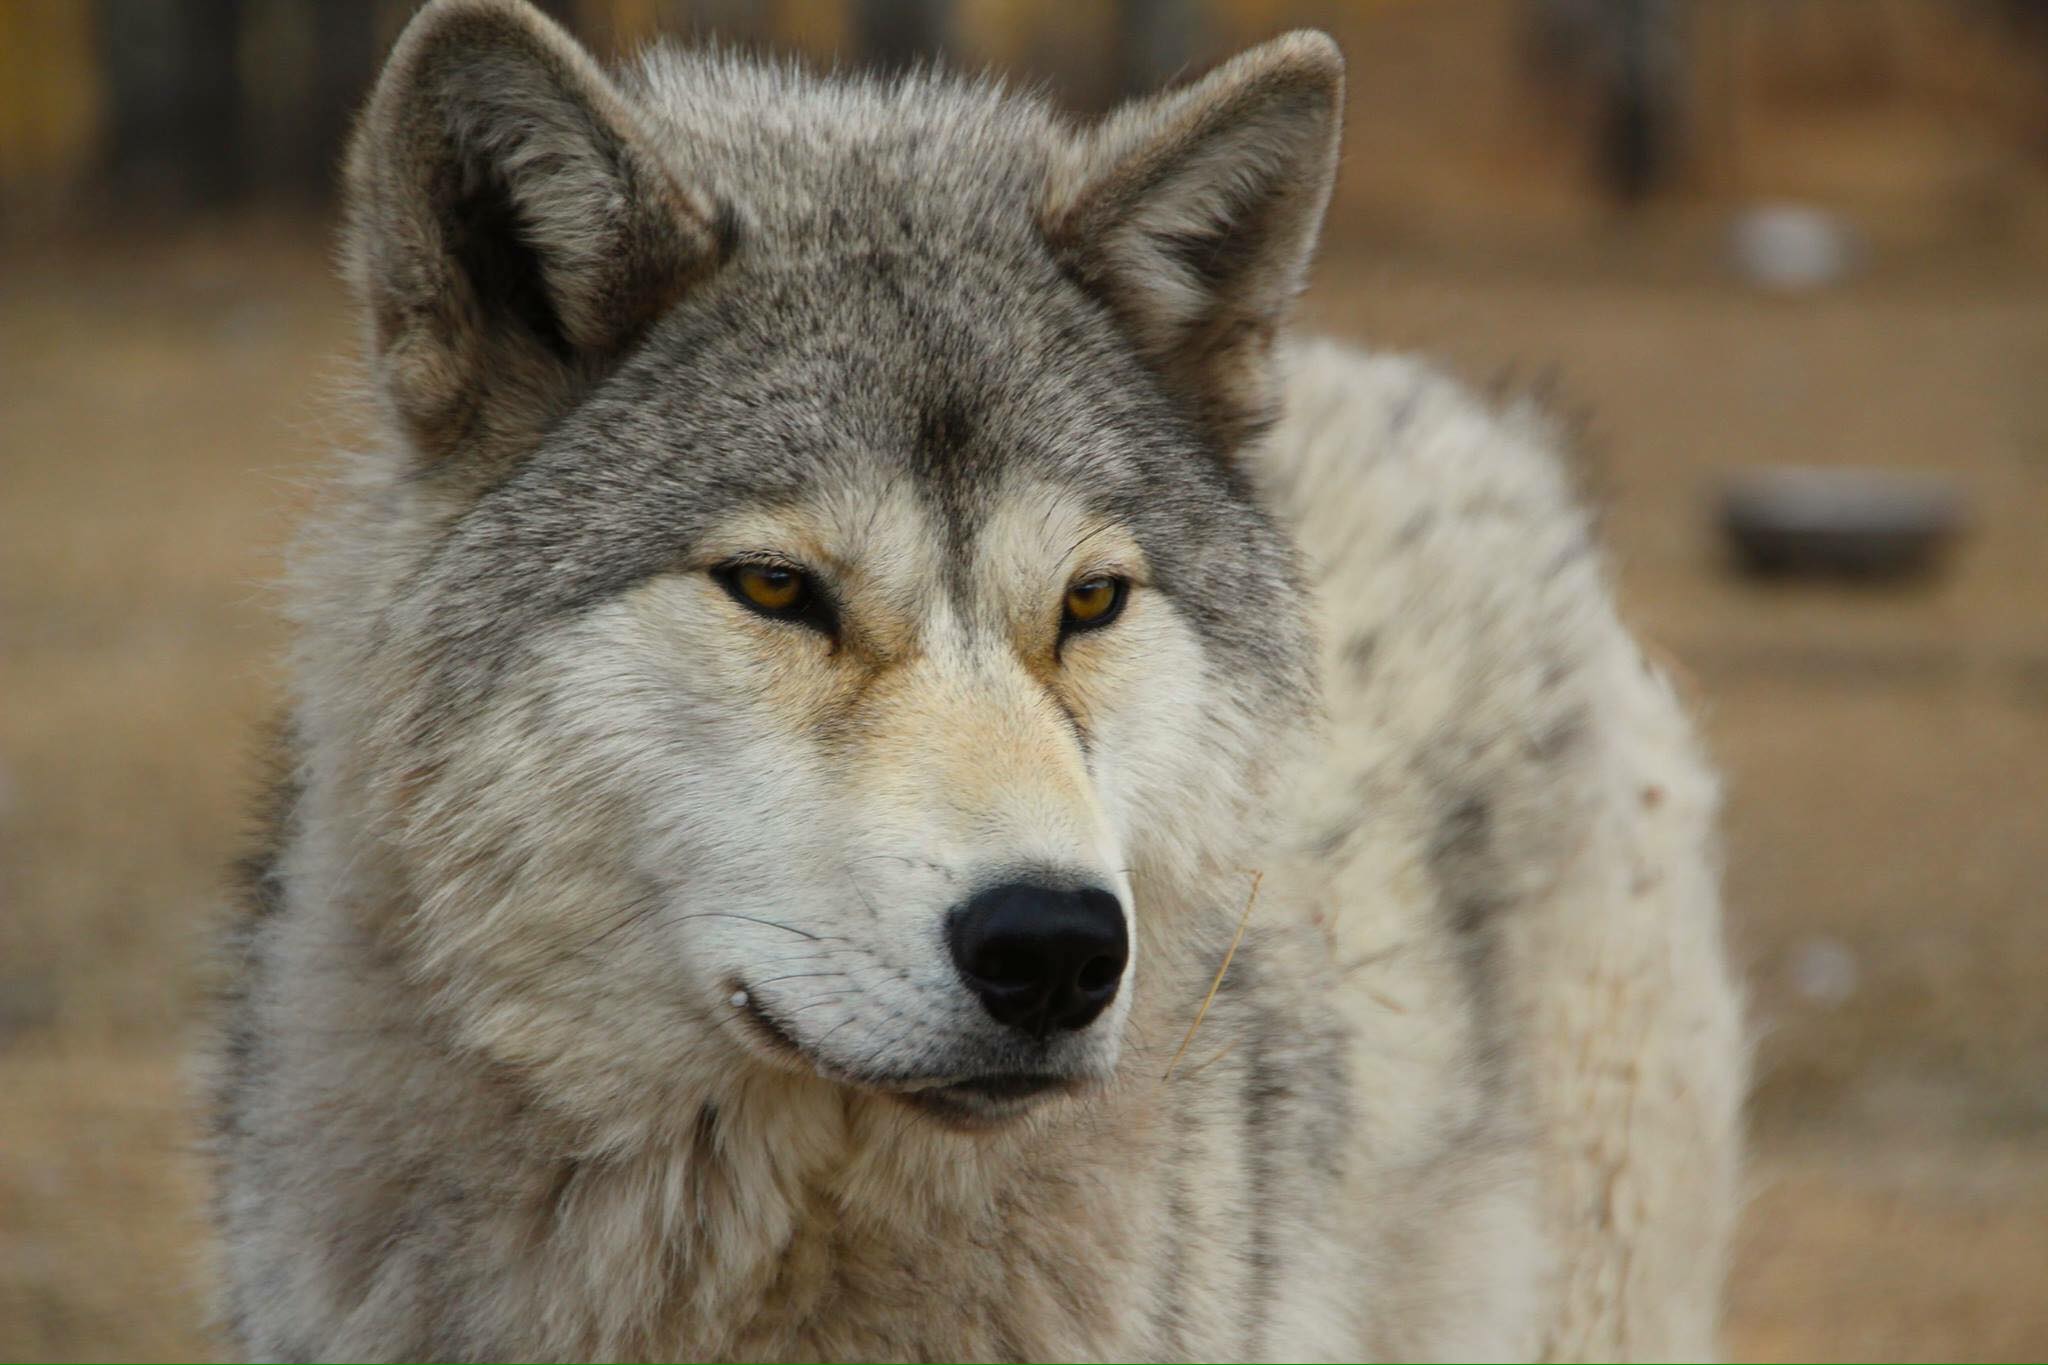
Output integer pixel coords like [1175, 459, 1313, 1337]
[1161, 870, 1262, 1081]
[1, 218, 2043, 1361]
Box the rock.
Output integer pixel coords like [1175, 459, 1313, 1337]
[1729, 203, 1858, 292]
[1720, 465, 1965, 581]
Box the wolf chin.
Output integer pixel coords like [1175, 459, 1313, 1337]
[210, 2, 1744, 1359]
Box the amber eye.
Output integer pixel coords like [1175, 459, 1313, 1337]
[1062, 576, 1127, 633]
[716, 561, 832, 633]
[735, 564, 803, 611]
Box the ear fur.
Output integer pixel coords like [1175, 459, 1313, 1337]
[344, 0, 726, 470]
[1042, 32, 1343, 448]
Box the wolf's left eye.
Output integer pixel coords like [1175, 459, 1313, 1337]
[1062, 576, 1128, 633]
[715, 562, 833, 633]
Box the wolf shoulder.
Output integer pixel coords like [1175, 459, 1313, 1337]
[1259, 335, 1717, 918]
[1252, 338, 1740, 1361]
[1264, 335, 1609, 673]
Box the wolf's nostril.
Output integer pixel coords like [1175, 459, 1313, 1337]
[947, 882, 1128, 1035]
[1075, 955, 1120, 994]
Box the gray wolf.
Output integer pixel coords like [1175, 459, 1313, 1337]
[209, 1, 1744, 1358]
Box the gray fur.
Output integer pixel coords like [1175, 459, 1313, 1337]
[211, 2, 1743, 1360]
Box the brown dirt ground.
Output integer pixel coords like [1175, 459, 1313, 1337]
[2, 219, 2044, 1361]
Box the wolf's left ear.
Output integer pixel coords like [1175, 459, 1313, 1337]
[345, 0, 726, 472]
[1042, 32, 1342, 448]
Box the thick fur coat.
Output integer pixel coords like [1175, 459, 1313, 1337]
[210, 3, 1744, 1359]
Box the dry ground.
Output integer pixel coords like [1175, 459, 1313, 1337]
[2, 221, 2044, 1361]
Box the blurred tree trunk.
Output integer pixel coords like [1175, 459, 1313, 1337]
[1117, 0, 1204, 97]
[0, 1, 101, 225]
[853, 0, 952, 71]
[100, 0, 245, 207]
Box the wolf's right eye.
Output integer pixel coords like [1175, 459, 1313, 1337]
[715, 562, 833, 634]
[1061, 576, 1128, 633]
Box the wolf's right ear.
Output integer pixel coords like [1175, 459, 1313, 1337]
[345, 0, 726, 470]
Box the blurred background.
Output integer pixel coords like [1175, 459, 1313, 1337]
[2, 1, 2045, 1359]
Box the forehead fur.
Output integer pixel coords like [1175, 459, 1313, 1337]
[383, 48, 1313, 719]
[625, 49, 1066, 255]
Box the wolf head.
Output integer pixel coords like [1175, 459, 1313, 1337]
[315, 0, 1338, 1135]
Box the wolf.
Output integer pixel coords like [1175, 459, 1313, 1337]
[209, 1, 1744, 1359]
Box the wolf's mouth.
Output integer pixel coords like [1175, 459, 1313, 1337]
[729, 980, 1083, 1124]
[896, 1073, 1078, 1128]
[730, 986, 808, 1058]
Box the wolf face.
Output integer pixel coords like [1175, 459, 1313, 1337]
[322, 0, 1339, 1133]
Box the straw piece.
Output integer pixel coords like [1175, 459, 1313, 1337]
[1161, 870, 1262, 1081]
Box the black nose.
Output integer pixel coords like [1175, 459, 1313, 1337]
[947, 882, 1128, 1037]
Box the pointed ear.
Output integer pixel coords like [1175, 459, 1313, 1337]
[344, 0, 728, 470]
[1041, 32, 1342, 448]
